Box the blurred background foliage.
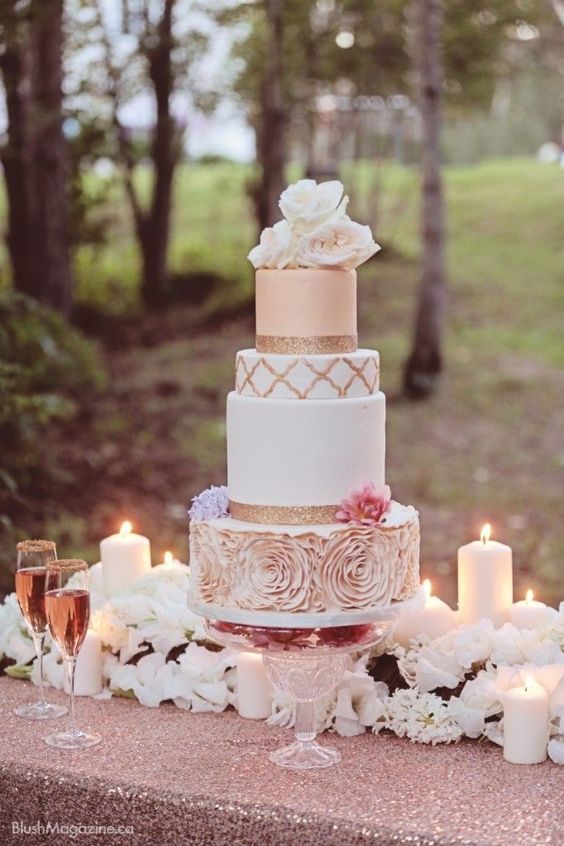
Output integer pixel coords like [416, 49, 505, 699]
[0, 0, 562, 603]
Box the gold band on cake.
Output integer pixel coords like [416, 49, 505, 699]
[255, 334, 358, 355]
[229, 500, 338, 525]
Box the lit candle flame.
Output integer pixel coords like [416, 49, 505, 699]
[524, 674, 535, 693]
[164, 551, 173, 565]
[120, 521, 132, 539]
[480, 523, 491, 544]
[423, 578, 432, 599]
[525, 589, 534, 603]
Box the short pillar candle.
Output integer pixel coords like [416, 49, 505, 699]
[509, 590, 549, 630]
[101, 521, 151, 598]
[457, 524, 513, 626]
[237, 653, 273, 720]
[395, 580, 456, 648]
[503, 678, 549, 765]
[64, 630, 103, 697]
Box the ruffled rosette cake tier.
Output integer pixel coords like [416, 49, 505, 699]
[190, 502, 420, 622]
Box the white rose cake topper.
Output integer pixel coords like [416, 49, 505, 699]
[248, 179, 381, 270]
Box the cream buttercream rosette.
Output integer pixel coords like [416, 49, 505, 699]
[315, 526, 396, 611]
[230, 535, 321, 612]
[191, 522, 234, 605]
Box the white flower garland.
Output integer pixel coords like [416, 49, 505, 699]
[0, 567, 562, 764]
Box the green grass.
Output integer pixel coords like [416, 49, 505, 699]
[1, 157, 563, 606]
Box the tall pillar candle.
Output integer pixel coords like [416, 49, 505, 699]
[457, 524, 513, 626]
[237, 653, 273, 720]
[101, 521, 151, 597]
[503, 678, 549, 764]
[64, 630, 103, 697]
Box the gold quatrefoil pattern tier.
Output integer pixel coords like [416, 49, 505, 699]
[235, 349, 380, 400]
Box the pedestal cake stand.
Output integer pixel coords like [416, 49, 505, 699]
[188, 589, 424, 770]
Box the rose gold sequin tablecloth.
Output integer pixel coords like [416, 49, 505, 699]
[0, 678, 561, 846]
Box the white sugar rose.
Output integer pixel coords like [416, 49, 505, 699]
[295, 217, 381, 270]
[247, 219, 294, 269]
[317, 527, 394, 611]
[279, 179, 348, 231]
[231, 535, 315, 612]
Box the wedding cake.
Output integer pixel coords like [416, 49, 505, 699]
[189, 180, 420, 622]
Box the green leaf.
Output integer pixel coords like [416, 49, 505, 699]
[5, 664, 33, 680]
[112, 687, 136, 699]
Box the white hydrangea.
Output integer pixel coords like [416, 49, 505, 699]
[383, 688, 463, 745]
[540, 603, 564, 648]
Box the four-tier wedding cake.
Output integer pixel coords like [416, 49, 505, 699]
[189, 180, 420, 622]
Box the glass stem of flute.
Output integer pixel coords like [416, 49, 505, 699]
[64, 656, 77, 735]
[32, 632, 46, 706]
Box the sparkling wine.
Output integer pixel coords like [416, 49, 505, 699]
[15, 568, 48, 633]
[45, 589, 90, 658]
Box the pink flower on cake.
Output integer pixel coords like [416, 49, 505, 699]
[295, 217, 381, 270]
[230, 536, 318, 612]
[247, 219, 294, 270]
[336, 482, 391, 526]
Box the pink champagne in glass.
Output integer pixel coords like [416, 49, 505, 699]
[44, 560, 101, 750]
[13, 540, 67, 720]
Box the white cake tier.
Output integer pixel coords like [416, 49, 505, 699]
[227, 391, 386, 523]
[189, 502, 420, 614]
[235, 349, 379, 400]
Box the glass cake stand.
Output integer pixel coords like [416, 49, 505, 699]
[190, 591, 424, 771]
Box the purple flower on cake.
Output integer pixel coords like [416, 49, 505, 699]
[336, 482, 391, 526]
[188, 485, 229, 522]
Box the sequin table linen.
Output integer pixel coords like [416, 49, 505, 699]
[0, 678, 561, 846]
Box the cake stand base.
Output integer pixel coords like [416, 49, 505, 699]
[270, 740, 341, 770]
[262, 651, 348, 770]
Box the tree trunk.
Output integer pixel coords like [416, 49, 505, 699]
[140, 0, 176, 307]
[402, 0, 446, 400]
[255, 0, 286, 232]
[0, 43, 38, 298]
[0, 0, 73, 317]
[32, 0, 73, 316]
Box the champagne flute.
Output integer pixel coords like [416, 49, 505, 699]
[14, 540, 67, 720]
[44, 559, 101, 749]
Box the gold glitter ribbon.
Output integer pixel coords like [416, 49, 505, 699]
[255, 334, 357, 355]
[229, 500, 338, 525]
